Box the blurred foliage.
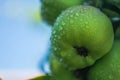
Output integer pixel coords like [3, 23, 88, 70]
[115, 25, 120, 39]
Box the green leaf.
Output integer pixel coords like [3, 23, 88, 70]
[106, 0, 120, 9]
[102, 8, 120, 18]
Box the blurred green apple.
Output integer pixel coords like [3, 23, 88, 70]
[41, 0, 83, 25]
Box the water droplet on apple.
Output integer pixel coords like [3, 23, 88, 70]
[62, 21, 65, 26]
[55, 22, 59, 26]
[54, 35, 57, 38]
[54, 47, 57, 51]
[75, 13, 79, 16]
[59, 58, 63, 62]
[70, 10, 74, 13]
[108, 75, 113, 79]
[53, 38, 56, 41]
[53, 30, 56, 34]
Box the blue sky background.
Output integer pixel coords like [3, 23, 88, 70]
[0, 0, 51, 71]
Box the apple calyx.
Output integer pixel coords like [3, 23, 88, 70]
[74, 47, 88, 57]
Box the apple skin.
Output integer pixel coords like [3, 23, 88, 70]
[49, 54, 83, 80]
[88, 40, 120, 80]
[51, 5, 114, 70]
[41, 0, 83, 25]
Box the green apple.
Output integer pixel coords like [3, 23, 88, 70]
[49, 54, 83, 80]
[41, 0, 83, 25]
[51, 5, 114, 70]
[88, 40, 120, 80]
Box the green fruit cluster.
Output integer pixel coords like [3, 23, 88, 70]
[38, 0, 120, 80]
[49, 5, 114, 80]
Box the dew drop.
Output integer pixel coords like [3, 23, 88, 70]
[54, 35, 57, 38]
[59, 58, 63, 62]
[54, 47, 57, 51]
[59, 27, 63, 31]
[75, 13, 79, 16]
[53, 38, 56, 42]
[70, 10, 74, 13]
[55, 22, 59, 26]
[53, 30, 56, 34]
